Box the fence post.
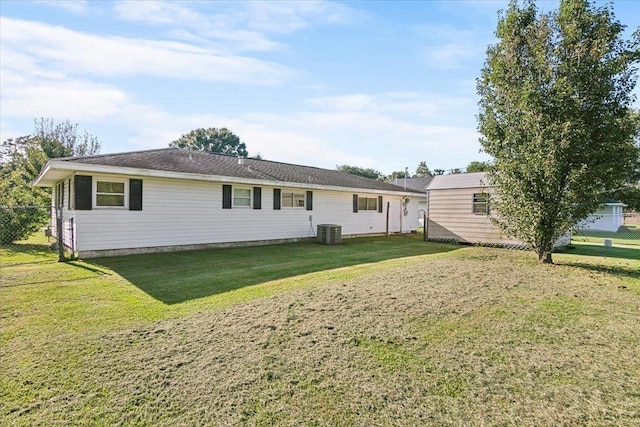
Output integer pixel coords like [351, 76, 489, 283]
[56, 206, 65, 262]
[423, 211, 427, 242]
[386, 202, 390, 237]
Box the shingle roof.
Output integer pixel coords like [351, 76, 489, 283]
[426, 172, 489, 190]
[393, 177, 434, 192]
[55, 148, 421, 194]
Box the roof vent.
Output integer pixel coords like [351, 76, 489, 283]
[238, 156, 246, 165]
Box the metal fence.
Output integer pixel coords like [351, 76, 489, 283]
[0, 205, 74, 266]
[573, 213, 640, 248]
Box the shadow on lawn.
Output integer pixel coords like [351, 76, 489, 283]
[89, 236, 458, 305]
[560, 262, 640, 280]
[1, 242, 57, 266]
[558, 244, 640, 280]
[563, 243, 640, 261]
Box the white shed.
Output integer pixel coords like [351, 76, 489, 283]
[577, 201, 627, 232]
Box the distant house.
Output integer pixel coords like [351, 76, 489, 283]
[425, 172, 570, 247]
[34, 148, 423, 258]
[577, 201, 627, 232]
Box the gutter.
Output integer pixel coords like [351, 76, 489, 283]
[35, 160, 424, 197]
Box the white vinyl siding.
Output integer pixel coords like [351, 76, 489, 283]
[71, 175, 419, 255]
[577, 205, 625, 232]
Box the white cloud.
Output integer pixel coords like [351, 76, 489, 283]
[0, 17, 293, 84]
[113, 1, 356, 52]
[34, 0, 90, 14]
[416, 23, 488, 69]
[241, 1, 354, 34]
[308, 94, 375, 111]
[1, 70, 130, 121]
[114, 1, 204, 25]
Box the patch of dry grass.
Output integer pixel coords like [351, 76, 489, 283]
[2, 242, 639, 426]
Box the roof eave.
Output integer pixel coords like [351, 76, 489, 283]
[36, 161, 423, 195]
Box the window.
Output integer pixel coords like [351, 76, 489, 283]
[358, 196, 378, 211]
[56, 182, 64, 208]
[233, 188, 251, 207]
[282, 191, 305, 208]
[472, 193, 489, 215]
[96, 181, 125, 207]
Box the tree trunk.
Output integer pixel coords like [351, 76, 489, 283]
[537, 250, 553, 264]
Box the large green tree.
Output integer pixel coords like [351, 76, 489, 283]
[477, 0, 640, 263]
[0, 119, 101, 243]
[170, 128, 248, 157]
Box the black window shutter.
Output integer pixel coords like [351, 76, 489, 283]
[306, 191, 313, 211]
[353, 194, 358, 213]
[273, 188, 281, 210]
[129, 179, 143, 211]
[75, 175, 92, 210]
[68, 179, 71, 209]
[378, 196, 383, 213]
[253, 187, 262, 210]
[222, 185, 232, 209]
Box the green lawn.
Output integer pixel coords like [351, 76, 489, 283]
[1, 235, 639, 425]
[573, 223, 640, 247]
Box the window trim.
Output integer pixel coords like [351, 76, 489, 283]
[281, 191, 306, 209]
[233, 187, 252, 208]
[472, 193, 489, 215]
[356, 196, 379, 212]
[94, 179, 127, 209]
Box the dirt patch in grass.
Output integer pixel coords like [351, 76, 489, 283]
[5, 247, 638, 426]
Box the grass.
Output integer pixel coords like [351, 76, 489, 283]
[1, 234, 640, 426]
[90, 235, 456, 304]
[573, 223, 640, 247]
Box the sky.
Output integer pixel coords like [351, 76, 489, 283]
[1, 0, 639, 175]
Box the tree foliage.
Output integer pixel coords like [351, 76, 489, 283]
[33, 118, 101, 158]
[477, 0, 640, 263]
[415, 161, 433, 177]
[466, 161, 491, 173]
[0, 119, 102, 243]
[336, 164, 383, 180]
[1, 137, 52, 243]
[170, 128, 248, 157]
[387, 170, 409, 182]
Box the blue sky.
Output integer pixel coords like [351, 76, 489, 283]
[1, 1, 639, 175]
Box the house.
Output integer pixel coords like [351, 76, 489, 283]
[34, 148, 424, 258]
[577, 200, 627, 232]
[393, 176, 433, 223]
[425, 172, 570, 247]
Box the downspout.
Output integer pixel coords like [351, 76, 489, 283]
[399, 197, 403, 233]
